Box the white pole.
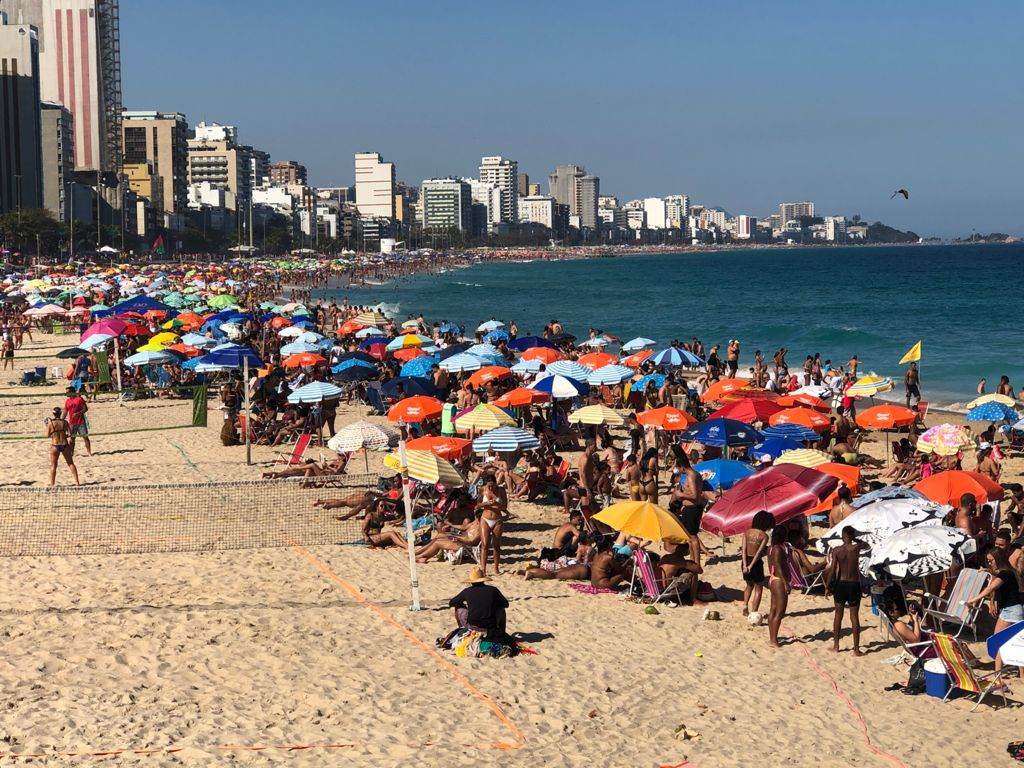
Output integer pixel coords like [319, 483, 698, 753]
[243, 355, 252, 466]
[397, 423, 422, 611]
[113, 338, 122, 392]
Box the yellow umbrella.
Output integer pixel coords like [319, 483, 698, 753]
[567, 404, 625, 426]
[454, 403, 516, 433]
[593, 501, 687, 542]
[353, 310, 389, 326]
[846, 373, 894, 397]
[384, 449, 465, 486]
[135, 341, 170, 352]
[776, 448, 831, 468]
[966, 393, 1017, 409]
[149, 331, 179, 346]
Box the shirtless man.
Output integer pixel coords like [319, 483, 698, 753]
[828, 486, 855, 529]
[904, 362, 921, 408]
[847, 355, 859, 378]
[825, 528, 864, 655]
[579, 441, 598, 497]
[658, 539, 704, 605]
[671, 453, 707, 565]
[589, 538, 628, 589]
[726, 339, 740, 377]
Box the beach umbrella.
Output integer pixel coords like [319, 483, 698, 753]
[507, 336, 554, 351]
[337, 350, 379, 366]
[759, 423, 820, 442]
[852, 485, 927, 509]
[56, 347, 86, 359]
[334, 366, 376, 383]
[483, 329, 510, 343]
[651, 347, 703, 367]
[815, 498, 949, 555]
[776, 392, 830, 411]
[476, 319, 505, 332]
[124, 350, 177, 366]
[380, 376, 439, 398]
[577, 351, 618, 370]
[708, 398, 783, 424]
[23, 303, 67, 316]
[702, 465, 838, 537]
[437, 322, 461, 335]
[636, 406, 696, 430]
[856, 404, 917, 430]
[586, 364, 634, 385]
[988, 622, 1024, 667]
[467, 366, 512, 387]
[392, 347, 430, 363]
[545, 360, 591, 380]
[492, 387, 550, 408]
[281, 341, 322, 355]
[405, 435, 473, 461]
[594, 501, 687, 542]
[700, 378, 750, 403]
[966, 401, 1019, 423]
[722, 388, 780, 402]
[353, 309, 389, 325]
[521, 346, 562, 363]
[747, 436, 804, 462]
[965, 393, 1017, 410]
[511, 358, 545, 374]
[278, 325, 307, 338]
[353, 326, 383, 339]
[82, 317, 127, 340]
[454, 403, 516, 432]
[847, 373, 895, 397]
[207, 295, 237, 309]
[387, 395, 444, 423]
[283, 352, 326, 368]
[632, 373, 666, 392]
[913, 470, 1003, 506]
[328, 421, 401, 471]
[332, 357, 377, 374]
[438, 342, 473, 360]
[195, 345, 263, 369]
[694, 458, 756, 491]
[472, 426, 540, 453]
[530, 373, 589, 399]
[916, 423, 973, 456]
[621, 337, 657, 352]
[384, 450, 465, 487]
[776, 448, 831, 468]
[868, 526, 976, 580]
[803, 462, 862, 515]
[287, 382, 343, 403]
[682, 418, 762, 448]
[578, 336, 613, 348]
[622, 349, 655, 367]
[769, 407, 830, 432]
[399, 355, 439, 378]
[386, 334, 430, 351]
[438, 353, 484, 373]
[568, 404, 624, 426]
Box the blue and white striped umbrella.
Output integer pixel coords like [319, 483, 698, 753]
[966, 402, 1019, 423]
[288, 381, 343, 403]
[546, 360, 592, 380]
[530, 373, 589, 399]
[472, 426, 540, 453]
[651, 347, 703, 367]
[511, 358, 544, 374]
[621, 337, 657, 352]
[578, 336, 612, 348]
[466, 343, 501, 357]
[477, 319, 505, 332]
[354, 326, 383, 338]
[587, 364, 635, 385]
[280, 340, 322, 355]
[124, 350, 177, 366]
[439, 353, 484, 373]
[297, 330, 325, 343]
[760, 423, 820, 442]
[180, 333, 217, 348]
[484, 329, 510, 343]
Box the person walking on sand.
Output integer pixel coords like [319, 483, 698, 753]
[825, 527, 864, 655]
[63, 387, 91, 457]
[46, 407, 80, 486]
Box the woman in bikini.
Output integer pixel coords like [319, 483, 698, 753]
[639, 447, 659, 504]
[741, 510, 773, 616]
[766, 526, 791, 648]
[478, 479, 506, 575]
[47, 407, 80, 486]
[361, 501, 410, 548]
[413, 515, 482, 563]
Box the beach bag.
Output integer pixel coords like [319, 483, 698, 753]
[902, 657, 926, 696]
[65, 364, 75, 380]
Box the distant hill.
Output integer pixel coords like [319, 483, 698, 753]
[866, 222, 919, 243]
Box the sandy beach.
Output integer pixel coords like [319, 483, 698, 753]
[0, 331, 1019, 767]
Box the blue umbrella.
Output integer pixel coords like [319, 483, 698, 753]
[198, 345, 263, 369]
[472, 426, 540, 453]
[546, 360, 591, 380]
[337, 351, 377, 365]
[400, 355, 440, 378]
[466, 343, 501, 358]
[358, 336, 390, 349]
[652, 347, 703, 367]
[439, 343, 473, 360]
[621, 337, 657, 352]
[437, 322, 461, 334]
[682, 418, 762, 448]
[334, 367, 375, 382]
[484, 329, 510, 343]
[586, 364, 634, 385]
[507, 336, 555, 351]
[439, 353, 485, 373]
[511, 358, 544, 374]
[332, 357, 376, 374]
[747, 436, 804, 462]
[966, 402, 1019, 423]
[633, 373, 666, 392]
[760, 423, 820, 442]
[694, 459, 756, 491]
[288, 382, 343, 403]
[530, 374, 588, 399]
[281, 340, 322, 355]
[381, 376, 439, 398]
[477, 319, 504, 332]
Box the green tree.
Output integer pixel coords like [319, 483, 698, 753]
[0, 207, 65, 255]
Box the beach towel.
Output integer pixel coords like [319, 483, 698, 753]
[569, 583, 619, 595]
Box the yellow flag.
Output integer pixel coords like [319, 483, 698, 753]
[899, 341, 922, 364]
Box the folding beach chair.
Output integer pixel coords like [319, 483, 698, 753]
[273, 433, 311, 465]
[365, 386, 387, 416]
[801, 567, 828, 595]
[923, 568, 990, 640]
[877, 610, 933, 665]
[630, 549, 688, 604]
[932, 632, 1011, 711]
[915, 401, 930, 420]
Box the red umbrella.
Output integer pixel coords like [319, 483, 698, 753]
[700, 465, 838, 536]
[708, 398, 783, 424]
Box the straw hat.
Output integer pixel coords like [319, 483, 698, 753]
[463, 566, 489, 584]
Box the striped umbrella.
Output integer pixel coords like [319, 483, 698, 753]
[472, 426, 541, 453]
[287, 382, 343, 403]
[546, 360, 592, 380]
[847, 373, 895, 397]
[621, 337, 657, 352]
[511, 358, 544, 374]
[760, 423, 820, 442]
[651, 347, 703, 367]
[454, 403, 516, 432]
[586, 364, 634, 385]
[868, 526, 976, 579]
[467, 342, 502, 358]
[384, 450, 465, 487]
[568, 404, 624, 426]
[530, 373, 589, 399]
[353, 310, 389, 325]
[776, 448, 831, 468]
[328, 421, 400, 470]
[439, 353, 484, 373]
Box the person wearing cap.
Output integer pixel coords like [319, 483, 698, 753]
[448, 567, 510, 640]
[976, 441, 1000, 483]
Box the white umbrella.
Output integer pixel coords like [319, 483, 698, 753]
[587, 364, 634, 385]
[545, 360, 591, 380]
[868, 526, 976, 579]
[439, 353, 484, 373]
[327, 420, 401, 471]
[816, 498, 950, 555]
[621, 337, 657, 352]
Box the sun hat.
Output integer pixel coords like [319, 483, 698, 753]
[463, 566, 489, 584]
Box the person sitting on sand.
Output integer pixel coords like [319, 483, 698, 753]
[361, 501, 412, 548]
[589, 537, 629, 589]
[518, 530, 595, 581]
[657, 538, 704, 605]
[880, 599, 933, 658]
[448, 567, 510, 641]
[412, 513, 482, 563]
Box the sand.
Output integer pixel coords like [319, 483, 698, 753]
[0, 332, 1018, 767]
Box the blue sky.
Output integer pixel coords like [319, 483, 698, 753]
[122, 1, 1023, 237]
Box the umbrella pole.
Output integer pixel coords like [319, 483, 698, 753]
[397, 433, 422, 611]
[364, 447, 369, 473]
[243, 356, 252, 466]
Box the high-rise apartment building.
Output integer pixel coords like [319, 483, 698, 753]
[269, 159, 306, 186]
[517, 195, 556, 230]
[121, 110, 188, 216]
[478, 155, 518, 223]
[517, 172, 529, 197]
[577, 174, 599, 231]
[242, 145, 269, 189]
[123, 160, 161, 212]
[0, 16, 43, 213]
[40, 100, 73, 219]
[465, 178, 502, 230]
[354, 151, 395, 219]
[420, 177, 471, 232]
[701, 208, 726, 229]
[779, 201, 814, 224]
[187, 125, 247, 212]
[736, 214, 756, 239]
[642, 198, 667, 229]
[548, 164, 599, 231]
[664, 194, 689, 228]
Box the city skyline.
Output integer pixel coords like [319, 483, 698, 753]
[116, 1, 1024, 238]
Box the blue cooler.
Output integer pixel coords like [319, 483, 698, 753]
[923, 659, 950, 699]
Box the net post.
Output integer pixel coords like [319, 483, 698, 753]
[397, 421, 422, 611]
[243, 356, 252, 466]
[113, 338, 122, 392]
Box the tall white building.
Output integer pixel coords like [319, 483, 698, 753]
[642, 197, 667, 229]
[736, 214, 756, 239]
[421, 177, 471, 232]
[825, 216, 847, 242]
[664, 194, 689, 228]
[478, 155, 517, 223]
[701, 209, 726, 229]
[354, 151, 395, 219]
[465, 177, 501, 229]
[518, 195, 555, 229]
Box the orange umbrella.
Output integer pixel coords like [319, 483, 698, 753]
[467, 366, 512, 387]
[636, 406, 697, 430]
[270, 316, 293, 329]
[387, 395, 444, 423]
[521, 347, 563, 364]
[622, 349, 654, 368]
[913, 470, 1003, 506]
[805, 463, 861, 515]
[493, 387, 550, 408]
[392, 347, 428, 362]
[701, 378, 750, 403]
[722, 388, 780, 402]
[337, 318, 365, 335]
[769, 407, 831, 431]
[282, 352, 326, 368]
[855, 404, 916, 430]
[405, 435, 473, 461]
[577, 351, 618, 370]
[167, 343, 201, 358]
[777, 392, 830, 412]
[175, 311, 205, 330]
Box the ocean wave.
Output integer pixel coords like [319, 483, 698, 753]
[452, 281, 484, 288]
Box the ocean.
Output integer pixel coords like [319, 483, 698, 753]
[323, 243, 1024, 409]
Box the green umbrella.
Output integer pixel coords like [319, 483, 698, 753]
[207, 295, 238, 309]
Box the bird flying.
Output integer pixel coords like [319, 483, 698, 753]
[891, 188, 909, 200]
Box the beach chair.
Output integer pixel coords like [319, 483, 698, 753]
[915, 401, 929, 420]
[923, 568, 990, 640]
[877, 610, 933, 664]
[365, 386, 387, 416]
[273, 433, 311, 466]
[630, 549, 688, 604]
[932, 632, 1011, 711]
[801, 567, 828, 595]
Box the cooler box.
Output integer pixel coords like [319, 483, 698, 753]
[923, 659, 949, 699]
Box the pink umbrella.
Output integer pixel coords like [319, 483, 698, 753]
[701, 464, 838, 536]
[81, 318, 127, 342]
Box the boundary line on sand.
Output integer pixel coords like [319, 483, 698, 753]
[289, 542, 527, 751]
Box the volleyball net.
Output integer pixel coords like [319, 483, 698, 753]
[0, 474, 379, 557]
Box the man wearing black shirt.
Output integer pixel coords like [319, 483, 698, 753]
[448, 567, 509, 639]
